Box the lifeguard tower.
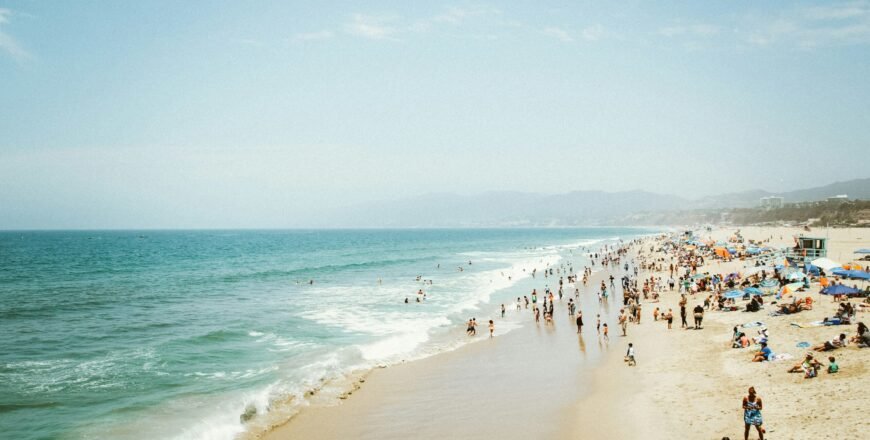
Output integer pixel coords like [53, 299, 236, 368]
[786, 236, 827, 262]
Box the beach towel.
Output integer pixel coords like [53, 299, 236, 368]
[796, 342, 811, 348]
[742, 321, 765, 328]
[770, 353, 793, 362]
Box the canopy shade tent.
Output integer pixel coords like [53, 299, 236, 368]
[820, 285, 862, 296]
[811, 258, 842, 273]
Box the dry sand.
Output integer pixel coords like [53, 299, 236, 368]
[261, 226, 869, 440]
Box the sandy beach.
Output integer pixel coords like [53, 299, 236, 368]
[260, 226, 869, 440]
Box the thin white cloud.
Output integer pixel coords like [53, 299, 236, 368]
[744, 2, 870, 48]
[581, 24, 605, 41]
[346, 14, 398, 40]
[543, 27, 573, 42]
[0, 8, 32, 61]
[294, 30, 334, 42]
[658, 23, 720, 37]
[433, 6, 500, 25]
[803, 1, 870, 20]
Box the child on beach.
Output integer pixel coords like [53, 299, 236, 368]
[602, 323, 609, 341]
[827, 356, 838, 374]
[625, 343, 636, 366]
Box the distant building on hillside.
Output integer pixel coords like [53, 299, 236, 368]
[827, 194, 849, 203]
[759, 196, 784, 209]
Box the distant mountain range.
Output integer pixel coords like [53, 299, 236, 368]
[311, 178, 870, 227]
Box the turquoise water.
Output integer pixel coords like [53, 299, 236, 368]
[0, 228, 652, 439]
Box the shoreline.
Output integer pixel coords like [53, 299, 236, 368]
[257, 243, 629, 439]
[259, 226, 869, 440]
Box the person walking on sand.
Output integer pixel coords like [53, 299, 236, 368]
[693, 304, 704, 329]
[575, 311, 584, 334]
[742, 387, 765, 440]
[680, 303, 688, 329]
[618, 309, 628, 336]
[602, 323, 609, 341]
[534, 307, 540, 323]
[489, 320, 494, 338]
[596, 314, 601, 333]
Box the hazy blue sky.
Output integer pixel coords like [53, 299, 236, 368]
[1, 1, 869, 228]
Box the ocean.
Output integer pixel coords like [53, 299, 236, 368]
[0, 228, 654, 439]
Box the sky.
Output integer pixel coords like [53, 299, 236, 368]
[1, 1, 869, 228]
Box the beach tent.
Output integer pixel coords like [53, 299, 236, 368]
[779, 282, 804, 296]
[724, 289, 746, 299]
[811, 258, 842, 273]
[820, 285, 862, 296]
[713, 247, 730, 258]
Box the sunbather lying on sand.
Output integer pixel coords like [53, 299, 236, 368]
[812, 334, 847, 352]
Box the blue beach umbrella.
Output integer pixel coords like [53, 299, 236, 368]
[820, 285, 862, 296]
[836, 269, 870, 280]
[724, 289, 746, 299]
[744, 287, 763, 296]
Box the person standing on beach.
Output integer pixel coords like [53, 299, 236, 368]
[618, 309, 628, 336]
[575, 311, 584, 333]
[693, 304, 704, 329]
[489, 320, 494, 338]
[666, 309, 673, 329]
[742, 387, 765, 440]
[501, 304, 506, 318]
[680, 304, 688, 329]
[602, 323, 609, 341]
[534, 307, 540, 323]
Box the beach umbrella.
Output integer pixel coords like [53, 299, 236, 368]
[744, 287, 763, 296]
[833, 269, 870, 281]
[725, 272, 740, 282]
[805, 264, 820, 276]
[784, 271, 807, 281]
[811, 258, 842, 273]
[746, 247, 761, 255]
[759, 279, 780, 288]
[724, 289, 746, 299]
[855, 249, 870, 254]
[820, 285, 862, 296]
